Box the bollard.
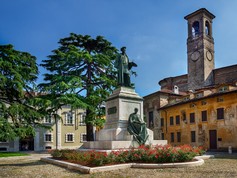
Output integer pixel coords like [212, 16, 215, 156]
[228, 146, 232, 154]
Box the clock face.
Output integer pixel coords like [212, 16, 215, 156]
[191, 51, 200, 61]
[206, 51, 213, 61]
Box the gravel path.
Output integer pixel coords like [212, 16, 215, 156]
[1, 152, 237, 178]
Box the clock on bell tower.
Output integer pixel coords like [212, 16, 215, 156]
[184, 8, 215, 91]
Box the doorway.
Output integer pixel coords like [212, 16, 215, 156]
[209, 130, 217, 150]
[19, 136, 34, 151]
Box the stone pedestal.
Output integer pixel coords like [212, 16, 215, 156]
[96, 87, 143, 141]
[82, 87, 167, 150]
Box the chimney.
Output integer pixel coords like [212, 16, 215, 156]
[173, 85, 179, 94]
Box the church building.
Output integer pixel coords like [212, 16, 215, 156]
[144, 8, 237, 150]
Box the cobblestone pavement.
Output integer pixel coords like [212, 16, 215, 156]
[0, 152, 89, 178]
[1, 152, 237, 178]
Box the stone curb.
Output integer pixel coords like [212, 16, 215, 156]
[196, 155, 214, 160]
[41, 156, 205, 174]
[131, 157, 204, 169]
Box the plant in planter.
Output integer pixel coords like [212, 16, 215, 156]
[50, 144, 206, 167]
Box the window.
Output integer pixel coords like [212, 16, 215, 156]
[182, 111, 186, 121]
[190, 113, 195, 123]
[217, 108, 224, 120]
[190, 103, 196, 108]
[171, 132, 174, 142]
[65, 133, 74, 142]
[176, 115, 180, 125]
[192, 21, 200, 37]
[161, 133, 165, 140]
[160, 118, 164, 127]
[201, 100, 207, 105]
[191, 131, 196, 142]
[80, 133, 87, 142]
[170, 116, 174, 126]
[218, 86, 228, 92]
[148, 111, 154, 127]
[79, 113, 86, 126]
[202, 110, 207, 122]
[44, 133, 53, 142]
[44, 115, 52, 124]
[183, 96, 190, 101]
[0, 147, 7, 151]
[177, 132, 181, 142]
[65, 112, 74, 125]
[45, 146, 52, 150]
[195, 93, 203, 98]
[205, 21, 210, 35]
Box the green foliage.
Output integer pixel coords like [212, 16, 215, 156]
[0, 45, 38, 101]
[0, 45, 48, 141]
[39, 33, 118, 141]
[50, 149, 63, 158]
[50, 144, 206, 167]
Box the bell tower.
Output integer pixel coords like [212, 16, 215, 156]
[184, 8, 215, 91]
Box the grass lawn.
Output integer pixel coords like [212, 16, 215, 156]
[0, 152, 29, 157]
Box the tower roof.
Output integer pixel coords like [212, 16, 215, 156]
[184, 8, 215, 20]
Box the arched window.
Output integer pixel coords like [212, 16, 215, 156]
[192, 21, 199, 37]
[205, 21, 210, 35]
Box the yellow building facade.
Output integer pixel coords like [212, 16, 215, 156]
[158, 86, 237, 150]
[0, 105, 87, 152]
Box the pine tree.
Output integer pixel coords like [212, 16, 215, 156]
[39, 34, 118, 141]
[0, 44, 43, 140]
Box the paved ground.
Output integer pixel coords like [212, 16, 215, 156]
[0, 152, 86, 178]
[1, 152, 237, 178]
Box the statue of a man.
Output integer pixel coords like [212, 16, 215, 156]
[115, 47, 137, 87]
[127, 108, 149, 145]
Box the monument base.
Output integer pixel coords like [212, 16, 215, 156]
[82, 140, 167, 150]
[81, 86, 168, 150]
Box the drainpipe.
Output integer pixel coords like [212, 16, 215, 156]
[55, 112, 58, 150]
[54, 116, 58, 150]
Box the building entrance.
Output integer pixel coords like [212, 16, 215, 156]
[209, 130, 217, 149]
[19, 136, 34, 151]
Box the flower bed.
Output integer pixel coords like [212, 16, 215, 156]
[50, 144, 205, 167]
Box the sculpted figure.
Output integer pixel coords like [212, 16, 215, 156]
[127, 108, 149, 145]
[115, 47, 137, 87]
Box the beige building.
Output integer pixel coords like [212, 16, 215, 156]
[0, 105, 86, 152]
[144, 8, 237, 150]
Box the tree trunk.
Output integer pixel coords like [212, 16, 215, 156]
[86, 122, 94, 141]
[86, 108, 94, 141]
[85, 61, 95, 141]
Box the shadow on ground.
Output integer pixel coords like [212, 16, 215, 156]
[0, 160, 47, 167]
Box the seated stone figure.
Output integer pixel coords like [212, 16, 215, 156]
[127, 108, 149, 145]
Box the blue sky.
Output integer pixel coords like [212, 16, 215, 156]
[1, 0, 237, 97]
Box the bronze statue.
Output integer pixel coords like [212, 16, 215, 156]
[127, 108, 149, 145]
[115, 47, 137, 87]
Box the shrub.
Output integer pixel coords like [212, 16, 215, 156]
[50, 144, 205, 167]
[50, 149, 62, 158]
